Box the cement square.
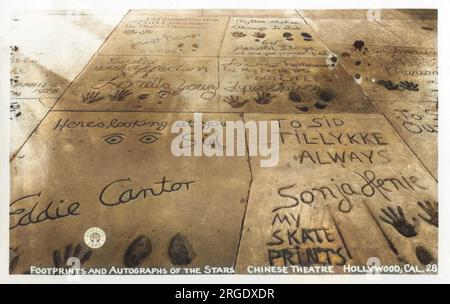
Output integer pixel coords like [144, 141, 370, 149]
[10, 111, 251, 273]
[235, 113, 437, 273]
[307, 19, 411, 47]
[10, 98, 57, 158]
[374, 101, 438, 179]
[220, 18, 331, 58]
[219, 57, 375, 113]
[11, 50, 70, 99]
[53, 55, 220, 112]
[99, 15, 228, 56]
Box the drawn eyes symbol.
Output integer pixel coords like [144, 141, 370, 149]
[138, 132, 162, 144]
[102, 132, 161, 145]
[102, 133, 125, 145]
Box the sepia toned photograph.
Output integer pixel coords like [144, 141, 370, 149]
[2, 1, 447, 288]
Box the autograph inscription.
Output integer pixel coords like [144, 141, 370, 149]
[99, 177, 196, 206]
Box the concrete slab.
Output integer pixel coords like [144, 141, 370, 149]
[374, 101, 437, 179]
[329, 45, 437, 102]
[99, 15, 228, 56]
[220, 18, 331, 58]
[10, 12, 125, 98]
[53, 55, 220, 112]
[10, 98, 57, 158]
[10, 111, 251, 273]
[10, 49, 70, 99]
[219, 57, 374, 113]
[236, 113, 437, 273]
[307, 19, 410, 47]
[9, 9, 440, 276]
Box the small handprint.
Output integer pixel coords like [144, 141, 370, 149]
[417, 200, 438, 227]
[379, 206, 417, 238]
[376, 80, 420, 92]
[9, 248, 20, 273]
[223, 95, 249, 108]
[376, 80, 399, 90]
[110, 89, 132, 101]
[10, 75, 19, 85]
[253, 92, 275, 105]
[253, 32, 266, 39]
[399, 81, 419, 91]
[53, 244, 92, 268]
[231, 31, 246, 38]
[81, 91, 104, 104]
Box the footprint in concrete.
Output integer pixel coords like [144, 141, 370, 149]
[301, 32, 313, 41]
[289, 91, 308, 112]
[124, 235, 152, 268]
[353, 40, 365, 52]
[415, 245, 435, 266]
[283, 32, 293, 41]
[192, 43, 199, 52]
[168, 233, 196, 266]
[314, 89, 334, 110]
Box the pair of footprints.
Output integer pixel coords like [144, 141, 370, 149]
[124, 233, 195, 268]
[379, 201, 438, 238]
[282, 32, 313, 42]
[177, 43, 199, 52]
[231, 31, 266, 40]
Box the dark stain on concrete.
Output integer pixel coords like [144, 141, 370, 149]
[415, 245, 434, 266]
[168, 233, 196, 266]
[353, 40, 365, 51]
[124, 235, 152, 267]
